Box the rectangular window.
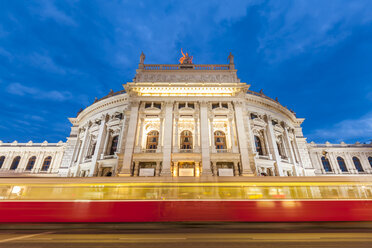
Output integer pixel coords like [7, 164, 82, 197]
[145, 103, 152, 108]
[153, 103, 161, 109]
[179, 103, 186, 109]
[212, 103, 219, 109]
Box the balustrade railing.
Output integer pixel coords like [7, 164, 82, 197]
[141, 149, 157, 153]
[143, 64, 231, 71]
[179, 149, 193, 153]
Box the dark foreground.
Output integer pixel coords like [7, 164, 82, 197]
[1, 222, 372, 248]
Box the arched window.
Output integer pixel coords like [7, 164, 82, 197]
[10, 156, 21, 170]
[337, 157, 348, 172]
[254, 135, 263, 155]
[321, 156, 332, 172]
[180, 130, 193, 149]
[368, 157, 372, 168]
[26, 156, 36, 171]
[41, 156, 52, 171]
[0, 156, 5, 169]
[146, 131, 159, 150]
[87, 141, 96, 158]
[214, 131, 226, 150]
[353, 157, 364, 172]
[109, 136, 119, 155]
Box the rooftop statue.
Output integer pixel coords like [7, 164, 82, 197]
[179, 48, 193, 64]
[140, 51, 146, 64]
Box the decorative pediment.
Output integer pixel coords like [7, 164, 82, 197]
[252, 118, 266, 128]
[273, 124, 284, 134]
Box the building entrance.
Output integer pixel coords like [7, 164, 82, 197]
[177, 162, 195, 176]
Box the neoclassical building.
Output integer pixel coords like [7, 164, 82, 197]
[1, 52, 372, 177]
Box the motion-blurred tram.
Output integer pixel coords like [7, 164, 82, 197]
[0, 177, 372, 222]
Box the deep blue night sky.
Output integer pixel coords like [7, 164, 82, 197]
[1, 0, 372, 144]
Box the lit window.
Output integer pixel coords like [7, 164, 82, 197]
[146, 131, 159, 150]
[214, 131, 226, 150]
[180, 130, 193, 149]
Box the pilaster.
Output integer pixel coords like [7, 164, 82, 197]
[120, 101, 140, 176]
[233, 101, 253, 175]
[200, 101, 212, 175]
[160, 101, 173, 176]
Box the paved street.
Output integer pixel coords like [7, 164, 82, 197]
[1, 223, 372, 247]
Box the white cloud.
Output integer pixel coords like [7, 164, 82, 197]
[7, 83, 72, 102]
[31, 0, 76, 26]
[258, 0, 372, 62]
[308, 112, 372, 143]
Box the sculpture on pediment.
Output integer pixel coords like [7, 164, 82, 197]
[179, 48, 193, 64]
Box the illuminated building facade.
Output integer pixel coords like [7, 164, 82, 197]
[1, 52, 371, 177]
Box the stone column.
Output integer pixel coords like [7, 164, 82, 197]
[89, 115, 108, 177]
[283, 125, 296, 165]
[317, 152, 326, 174]
[174, 117, 179, 152]
[211, 161, 217, 176]
[155, 161, 161, 176]
[18, 152, 28, 172]
[265, 116, 284, 176]
[120, 102, 140, 176]
[101, 129, 110, 159]
[200, 102, 212, 175]
[229, 117, 238, 153]
[328, 152, 341, 174]
[136, 117, 145, 151]
[76, 124, 90, 167]
[117, 113, 127, 152]
[133, 161, 139, 176]
[160, 101, 173, 176]
[233, 101, 253, 175]
[173, 161, 178, 177]
[195, 162, 200, 177]
[345, 153, 356, 174]
[263, 131, 271, 158]
[209, 117, 215, 152]
[233, 161, 239, 176]
[194, 117, 199, 151]
[157, 117, 163, 152]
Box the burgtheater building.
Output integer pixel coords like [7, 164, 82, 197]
[1, 52, 372, 177]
